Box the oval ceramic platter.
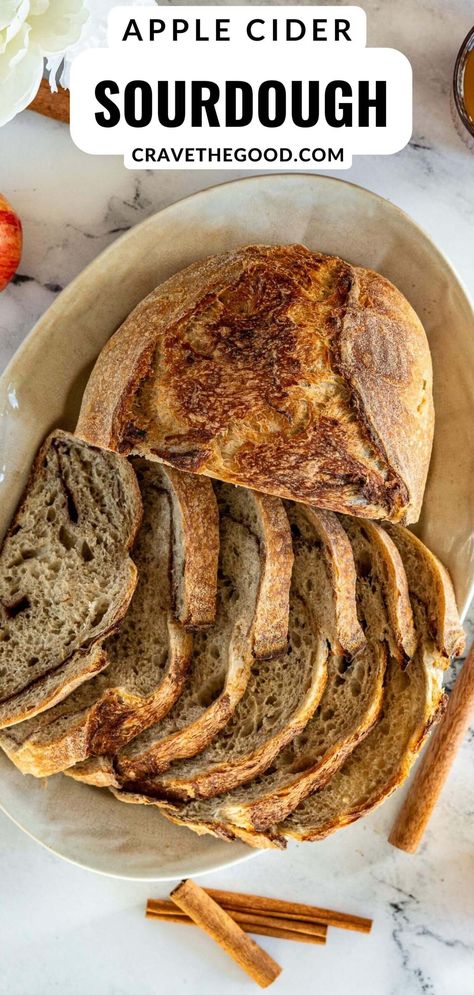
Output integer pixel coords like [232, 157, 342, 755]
[0, 174, 473, 880]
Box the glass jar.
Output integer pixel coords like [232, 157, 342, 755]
[452, 27, 474, 150]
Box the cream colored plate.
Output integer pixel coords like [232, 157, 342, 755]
[0, 174, 473, 880]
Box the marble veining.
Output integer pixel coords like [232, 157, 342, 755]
[0, 1, 473, 993]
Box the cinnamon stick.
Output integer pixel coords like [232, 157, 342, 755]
[146, 909, 326, 945]
[204, 888, 372, 934]
[389, 641, 474, 852]
[146, 899, 327, 941]
[28, 78, 70, 124]
[170, 879, 282, 987]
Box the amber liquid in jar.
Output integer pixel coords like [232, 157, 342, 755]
[452, 28, 474, 148]
[463, 48, 474, 124]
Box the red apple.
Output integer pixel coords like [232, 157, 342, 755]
[0, 194, 22, 292]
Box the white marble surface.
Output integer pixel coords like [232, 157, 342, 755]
[0, 1, 473, 993]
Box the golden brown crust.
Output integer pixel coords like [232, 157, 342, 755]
[77, 245, 434, 524]
[0, 645, 111, 732]
[248, 492, 293, 659]
[2, 623, 193, 777]
[106, 787, 288, 850]
[158, 803, 288, 850]
[114, 625, 255, 783]
[65, 753, 119, 788]
[223, 648, 385, 835]
[167, 508, 382, 838]
[302, 507, 366, 657]
[160, 466, 219, 629]
[88, 488, 291, 786]
[281, 524, 461, 845]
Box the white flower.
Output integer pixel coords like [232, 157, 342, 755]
[0, 0, 89, 127]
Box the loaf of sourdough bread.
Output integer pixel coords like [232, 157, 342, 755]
[76, 244, 434, 524]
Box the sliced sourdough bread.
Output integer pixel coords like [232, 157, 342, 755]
[115, 504, 361, 806]
[282, 524, 464, 843]
[0, 460, 218, 776]
[210, 516, 399, 834]
[144, 513, 410, 844]
[68, 482, 293, 788]
[0, 431, 141, 729]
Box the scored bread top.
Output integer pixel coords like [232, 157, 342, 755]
[76, 244, 434, 525]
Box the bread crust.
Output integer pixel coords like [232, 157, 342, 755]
[0, 645, 111, 733]
[112, 504, 342, 805]
[237, 489, 293, 660]
[0, 622, 193, 777]
[284, 687, 447, 844]
[149, 643, 327, 803]
[76, 245, 433, 525]
[161, 466, 219, 629]
[114, 623, 253, 784]
[301, 507, 365, 658]
[158, 510, 389, 839]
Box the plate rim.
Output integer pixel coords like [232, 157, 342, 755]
[0, 789, 261, 882]
[1, 171, 473, 878]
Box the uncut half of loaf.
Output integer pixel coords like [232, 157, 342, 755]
[77, 244, 434, 525]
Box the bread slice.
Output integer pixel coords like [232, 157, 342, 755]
[282, 524, 464, 843]
[77, 244, 434, 525]
[383, 525, 465, 659]
[67, 483, 293, 788]
[0, 431, 141, 729]
[115, 504, 362, 806]
[0, 460, 219, 776]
